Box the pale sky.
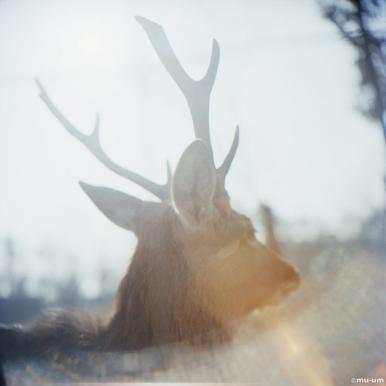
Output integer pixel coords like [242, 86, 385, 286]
[0, 0, 384, 296]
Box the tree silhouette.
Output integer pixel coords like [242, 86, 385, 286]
[320, 0, 386, 250]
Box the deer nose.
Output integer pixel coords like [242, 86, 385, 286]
[285, 275, 300, 291]
[283, 267, 300, 293]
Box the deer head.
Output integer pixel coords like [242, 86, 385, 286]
[36, 17, 299, 347]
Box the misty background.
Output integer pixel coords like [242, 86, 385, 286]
[0, 0, 384, 300]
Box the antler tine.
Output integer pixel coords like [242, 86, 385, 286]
[136, 17, 239, 191]
[217, 126, 239, 184]
[36, 78, 170, 200]
[136, 16, 218, 158]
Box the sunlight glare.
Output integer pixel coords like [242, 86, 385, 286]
[77, 33, 101, 57]
[52, 4, 132, 74]
[273, 320, 333, 386]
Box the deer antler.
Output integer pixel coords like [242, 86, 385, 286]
[36, 78, 171, 200]
[136, 16, 239, 191]
[37, 17, 237, 200]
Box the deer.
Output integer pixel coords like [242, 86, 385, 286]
[0, 16, 299, 363]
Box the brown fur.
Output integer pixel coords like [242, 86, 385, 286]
[1, 197, 299, 361]
[102, 197, 299, 350]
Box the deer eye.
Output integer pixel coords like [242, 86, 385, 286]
[242, 227, 256, 241]
[241, 228, 257, 247]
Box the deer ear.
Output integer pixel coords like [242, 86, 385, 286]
[79, 182, 144, 233]
[172, 140, 216, 224]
